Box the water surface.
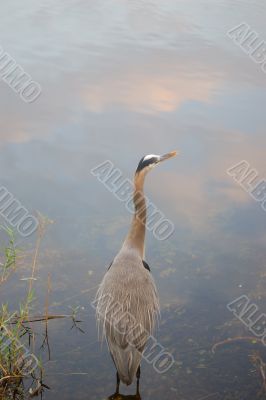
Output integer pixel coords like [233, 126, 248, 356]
[1, 1, 266, 399]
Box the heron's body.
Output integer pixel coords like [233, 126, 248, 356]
[96, 246, 159, 385]
[95, 151, 177, 395]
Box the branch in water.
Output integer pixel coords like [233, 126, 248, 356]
[212, 336, 263, 353]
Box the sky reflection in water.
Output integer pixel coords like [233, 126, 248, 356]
[0, 1, 266, 399]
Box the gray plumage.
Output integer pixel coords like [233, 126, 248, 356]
[96, 248, 159, 385]
[95, 151, 177, 387]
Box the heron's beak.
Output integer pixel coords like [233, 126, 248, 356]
[159, 150, 178, 163]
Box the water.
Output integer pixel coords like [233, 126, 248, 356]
[1, 1, 266, 398]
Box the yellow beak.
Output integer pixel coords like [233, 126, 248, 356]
[159, 150, 179, 162]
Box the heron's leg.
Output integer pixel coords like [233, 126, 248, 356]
[108, 372, 120, 400]
[115, 371, 120, 394]
[136, 366, 141, 396]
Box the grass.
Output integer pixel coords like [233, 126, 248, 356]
[0, 226, 17, 285]
[0, 218, 47, 398]
[0, 217, 84, 399]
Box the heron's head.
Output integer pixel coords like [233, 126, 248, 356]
[136, 151, 178, 175]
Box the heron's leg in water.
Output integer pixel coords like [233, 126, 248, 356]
[136, 366, 141, 396]
[115, 372, 120, 394]
[108, 373, 120, 400]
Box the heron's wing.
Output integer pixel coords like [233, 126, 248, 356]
[104, 300, 151, 385]
[95, 252, 159, 384]
[107, 337, 143, 385]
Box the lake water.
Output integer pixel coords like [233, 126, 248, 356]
[1, 1, 266, 399]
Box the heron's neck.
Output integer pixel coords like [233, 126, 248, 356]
[123, 172, 146, 258]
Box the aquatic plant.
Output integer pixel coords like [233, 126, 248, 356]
[0, 223, 44, 398]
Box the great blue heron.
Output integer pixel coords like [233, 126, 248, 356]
[95, 151, 177, 398]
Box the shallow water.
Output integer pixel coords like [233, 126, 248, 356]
[1, 1, 266, 399]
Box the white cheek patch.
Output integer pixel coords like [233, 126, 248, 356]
[143, 154, 160, 161]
